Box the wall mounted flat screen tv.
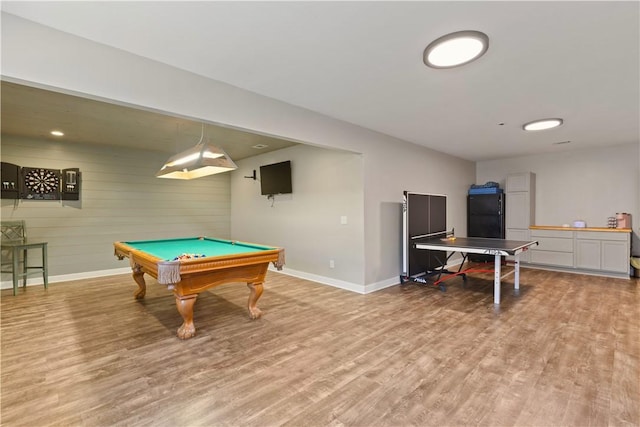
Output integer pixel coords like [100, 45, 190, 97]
[260, 160, 292, 195]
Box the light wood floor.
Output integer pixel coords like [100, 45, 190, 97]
[1, 267, 638, 426]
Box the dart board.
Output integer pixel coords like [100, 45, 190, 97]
[21, 167, 61, 200]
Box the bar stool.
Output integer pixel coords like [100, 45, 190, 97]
[1, 220, 48, 295]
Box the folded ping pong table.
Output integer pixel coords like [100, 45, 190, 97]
[409, 234, 538, 304]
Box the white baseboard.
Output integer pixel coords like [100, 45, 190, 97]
[2, 266, 406, 295]
[364, 276, 402, 293]
[521, 263, 631, 280]
[1, 267, 131, 290]
[269, 265, 368, 294]
[269, 266, 402, 294]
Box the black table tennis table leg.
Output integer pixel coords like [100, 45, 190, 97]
[401, 251, 467, 292]
[431, 252, 468, 290]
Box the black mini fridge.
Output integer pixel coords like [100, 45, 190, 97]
[467, 193, 505, 262]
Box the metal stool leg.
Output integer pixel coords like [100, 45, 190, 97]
[23, 247, 28, 287]
[12, 247, 19, 296]
[42, 244, 48, 289]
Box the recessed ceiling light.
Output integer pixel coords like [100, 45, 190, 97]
[424, 30, 489, 69]
[523, 118, 563, 131]
[50, 130, 64, 136]
[252, 144, 268, 149]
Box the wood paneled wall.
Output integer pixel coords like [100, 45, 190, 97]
[1, 135, 231, 281]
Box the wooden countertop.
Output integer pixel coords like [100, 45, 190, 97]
[530, 225, 632, 233]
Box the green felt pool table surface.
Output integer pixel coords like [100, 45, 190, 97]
[121, 237, 276, 261]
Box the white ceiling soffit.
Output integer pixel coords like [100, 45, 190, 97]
[0, 81, 298, 159]
[2, 1, 639, 161]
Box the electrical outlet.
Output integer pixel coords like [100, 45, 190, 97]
[329, 259, 335, 268]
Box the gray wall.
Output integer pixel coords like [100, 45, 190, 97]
[2, 13, 476, 289]
[231, 144, 366, 291]
[1, 135, 231, 283]
[476, 142, 640, 251]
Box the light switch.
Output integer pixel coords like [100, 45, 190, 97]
[340, 216, 348, 225]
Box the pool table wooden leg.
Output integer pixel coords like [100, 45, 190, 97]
[131, 265, 146, 299]
[175, 294, 197, 340]
[247, 282, 263, 319]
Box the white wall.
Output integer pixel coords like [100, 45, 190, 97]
[1, 135, 231, 285]
[2, 13, 476, 289]
[231, 144, 366, 291]
[476, 143, 639, 250]
[361, 137, 475, 287]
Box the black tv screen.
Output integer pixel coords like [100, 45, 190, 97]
[260, 161, 292, 195]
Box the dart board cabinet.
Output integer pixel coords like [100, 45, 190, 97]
[1, 164, 82, 201]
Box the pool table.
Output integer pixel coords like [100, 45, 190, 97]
[113, 237, 284, 339]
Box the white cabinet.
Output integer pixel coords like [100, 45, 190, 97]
[575, 239, 601, 269]
[576, 231, 630, 273]
[602, 241, 629, 273]
[506, 173, 535, 262]
[506, 228, 529, 242]
[506, 192, 530, 229]
[506, 173, 533, 192]
[530, 227, 631, 278]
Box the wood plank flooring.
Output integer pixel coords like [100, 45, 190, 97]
[1, 267, 638, 426]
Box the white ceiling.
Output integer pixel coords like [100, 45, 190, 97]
[2, 1, 639, 161]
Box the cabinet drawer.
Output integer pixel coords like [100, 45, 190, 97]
[530, 229, 573, 238]
[576, 231, 629, 241]
[530, 250, 574, 267]
[535, 236, 574, 252]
